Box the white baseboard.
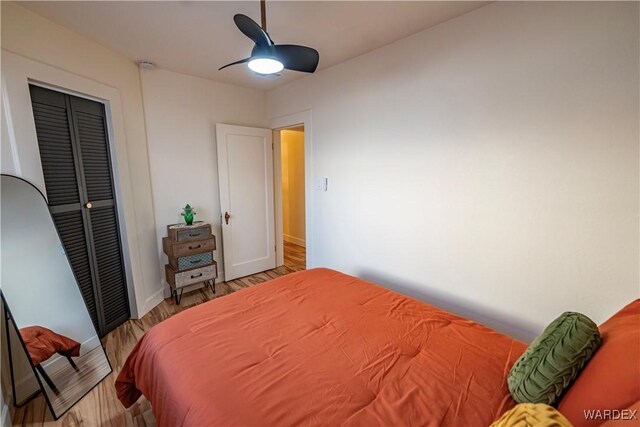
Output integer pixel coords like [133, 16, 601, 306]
[14, 335, 100, 399]
[283, 234, 306, 248]
[141, 287, 165, 317]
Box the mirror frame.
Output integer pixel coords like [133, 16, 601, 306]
[2, 293, 43, 407]
[1, 174, 113, 420]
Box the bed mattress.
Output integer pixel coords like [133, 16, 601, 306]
[116, 268, 526, 426]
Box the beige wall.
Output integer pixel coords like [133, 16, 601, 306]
[268, 1, 640, 341]
[281, 129, 306, 247]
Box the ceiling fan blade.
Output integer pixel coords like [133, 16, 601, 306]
[274, 44, 319, 73]
[233, 14, 271, 47]
[219, 57, 251, 71]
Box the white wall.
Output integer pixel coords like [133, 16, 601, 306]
[267, 1, 639, 341]
[140, 69, 267, 288]
[281, 129, 306, 247]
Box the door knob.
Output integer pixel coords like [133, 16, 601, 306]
[224, 212, 230, 225]
[85, 202, 93, 209]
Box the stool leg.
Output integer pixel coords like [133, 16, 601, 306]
[66, 355, 79, 371]
[173, 288, 184, 304]
[35, 365, 57, 391]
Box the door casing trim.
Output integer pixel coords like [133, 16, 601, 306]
[270, 110, 313, 269]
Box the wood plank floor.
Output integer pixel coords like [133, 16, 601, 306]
[11, 243, 306, 426]
[40, 347, 112, 417]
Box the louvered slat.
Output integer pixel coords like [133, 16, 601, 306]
[52, 210, 100, 331]
[75, 110, 114, 202]
[89, 207, 128, 332]
[31, 97, 81, 206]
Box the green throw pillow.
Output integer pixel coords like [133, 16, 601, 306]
[508, 312, 601, 405]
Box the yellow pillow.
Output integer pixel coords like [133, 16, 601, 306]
[491, 403, 573, 427]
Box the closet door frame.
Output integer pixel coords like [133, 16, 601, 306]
[28, 80, 134, 328]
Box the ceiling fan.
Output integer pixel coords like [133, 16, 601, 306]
[219, 0, 320, 75]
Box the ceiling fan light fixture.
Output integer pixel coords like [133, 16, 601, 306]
[219, 8, 319, 74]
[248, 57, 284, 74]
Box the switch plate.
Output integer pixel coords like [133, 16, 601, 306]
[315, 177, 328, 191]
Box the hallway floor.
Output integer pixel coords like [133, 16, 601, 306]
[283, 241, 305, 271]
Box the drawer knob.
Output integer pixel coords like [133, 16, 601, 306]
[85, 202, 93, 209]
[224, 212, 230, 225]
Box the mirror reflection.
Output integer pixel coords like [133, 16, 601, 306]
[1, 175, 111, 420]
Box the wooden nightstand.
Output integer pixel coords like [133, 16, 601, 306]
[163, 222, 217, 304]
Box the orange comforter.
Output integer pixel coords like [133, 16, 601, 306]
[116, 268, 525, 426]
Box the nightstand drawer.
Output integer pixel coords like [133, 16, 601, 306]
[163, 236, 215, 258]
[169, 252, 213, 271]
[176, 227, 210, 242]
[167, 222, 212, 242]
[165, 262, 217, 290]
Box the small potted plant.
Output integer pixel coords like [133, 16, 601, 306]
[181, 204, 196, 225]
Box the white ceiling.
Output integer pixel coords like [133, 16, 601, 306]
[19, 1, 490, 90]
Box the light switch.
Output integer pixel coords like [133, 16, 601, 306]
[315, 177, 328, 191]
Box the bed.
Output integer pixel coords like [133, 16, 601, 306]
[116, 268, 526, 426]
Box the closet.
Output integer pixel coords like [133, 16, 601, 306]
[29, 84, 129, 337]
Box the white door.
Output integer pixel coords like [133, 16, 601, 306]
[216, 124, 276, 280]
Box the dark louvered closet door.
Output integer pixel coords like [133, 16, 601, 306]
[69, 96, 129, 333]
[30, 85, 129, 337]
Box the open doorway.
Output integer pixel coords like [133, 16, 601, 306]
[279, 127, 306, 272]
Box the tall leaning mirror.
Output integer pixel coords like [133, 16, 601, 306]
[1, 174, 112, 420]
